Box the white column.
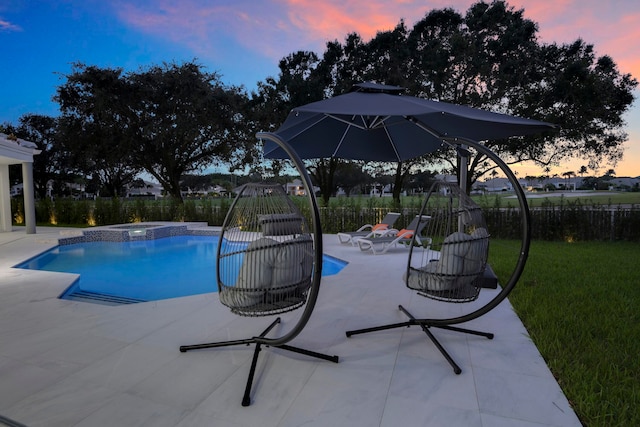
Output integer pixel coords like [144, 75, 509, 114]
[22, 162, 36, 234]
[0, 164, 11, 232]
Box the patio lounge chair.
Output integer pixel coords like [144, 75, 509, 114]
[356, 215, 431, 255]
[337, 212, 401, 245]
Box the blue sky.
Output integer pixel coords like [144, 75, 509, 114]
[2, 0, 639, 176]
[1, 1, 274, 119]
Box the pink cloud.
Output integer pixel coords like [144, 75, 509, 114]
[107, 0, 638, 175]
[114, 0, 256, 60]
[283, 0, 401, 40]
[112, 0, 640, 79]
[0, 18, 21, 32]
[465, 1, 640, 78]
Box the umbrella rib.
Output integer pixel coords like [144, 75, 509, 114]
[284, 114, 334, 141]
[382, 123, 402, 162]
[325, 114, 367, 130]
[369, 116, 391, 129]
[405, 116, 446, 139]
[333, 125, 351, 158]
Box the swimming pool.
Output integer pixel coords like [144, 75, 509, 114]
[15, 235, 347, 305]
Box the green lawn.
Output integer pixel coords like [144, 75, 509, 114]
[488, 190, 640, 208]
[490, 240, 640, 427]
[327, 190, 640, 209]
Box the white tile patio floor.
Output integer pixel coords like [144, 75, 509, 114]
[0, 227, 582, 427]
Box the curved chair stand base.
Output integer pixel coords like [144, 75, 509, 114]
[345, 305, 492, 375]
[180, 317, 339, 407]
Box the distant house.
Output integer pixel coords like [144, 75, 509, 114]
[285, 179, 306, 196]
[480, 177, 513, 192]
[369, 183, 392, 197]
[128, 180, 163, 198]
[608, 177, 640, 190]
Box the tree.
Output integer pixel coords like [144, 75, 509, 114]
[252, 51, 328, 132]
[251, 51, 330, 186]
[307, 157, 340, 205]
[54, 61, 254, 201]
[407, 169, 438, 194]
[513, 39, 637, 172]
[333, 161, 370, 196]
[255, 0, 636, 195]
[562, 171, 575, 190]
[128, 62, 252, 201]
[180, 174, 213, 194]
[55, 64, 142, 197]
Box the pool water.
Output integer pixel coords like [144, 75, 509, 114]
[16, 235, 347, 304]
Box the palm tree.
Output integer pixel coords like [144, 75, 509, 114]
[577, 166, 588, 189]
[490, 169, 499, 191]
[525, 175, 535, 187]
[562, 171, 575, 191]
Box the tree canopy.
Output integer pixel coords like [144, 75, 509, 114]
[128, 62, 252, 200]
[254, 0, 637, 200]
[55, 64, 141, 197]
[3, 1, 636, 203]
[54, 61, 252, 200]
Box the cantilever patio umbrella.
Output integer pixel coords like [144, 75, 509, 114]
[257, 81, 557, 335]
[261, 81, 557, 163]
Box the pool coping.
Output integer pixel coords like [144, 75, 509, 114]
[57, 222, 221, 245]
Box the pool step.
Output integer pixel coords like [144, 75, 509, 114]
[66, 290, 147, 306]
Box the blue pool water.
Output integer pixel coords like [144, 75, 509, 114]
[16, 235, 347, 304]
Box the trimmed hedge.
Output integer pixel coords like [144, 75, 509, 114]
[10, 197, 640, 242]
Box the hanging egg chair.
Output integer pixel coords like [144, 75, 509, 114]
[216, 182, 314, 316]
[405, 180, 490, 303]
[179, 135, 338, 407]
[347, 138, 531, 375]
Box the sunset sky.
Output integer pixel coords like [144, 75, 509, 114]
[1, 0, 639, 177]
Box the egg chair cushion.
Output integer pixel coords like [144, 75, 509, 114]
[258, 213, 305, 236]
[219, 235, 314, 309]
[219, 237, 280, 308]
[268, 235, 314, 301]
[407, 228, 489, 292]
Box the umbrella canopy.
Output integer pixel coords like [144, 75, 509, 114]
[262, 82, 557, 162]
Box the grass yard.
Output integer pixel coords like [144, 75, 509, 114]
[488, 190, 640, 208]
[326, 190, 640, 209]
[490, 240, 640, 427]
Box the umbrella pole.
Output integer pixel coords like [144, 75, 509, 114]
[458, 144, 469, 232]
[459, 145, 469, 193]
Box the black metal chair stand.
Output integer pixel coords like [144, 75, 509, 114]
[345, 137, 532, 376]
[347, 180, 494, 374]
[180, 317, 338, 406]
[346, 305, 492, 375]
[179, 134, 339, 407]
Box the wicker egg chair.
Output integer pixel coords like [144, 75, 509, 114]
[216, 183, 314, 316]
[179, 138, 338, 407]
[347, 139, 531, 375]
[405, 180, 490, 303]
